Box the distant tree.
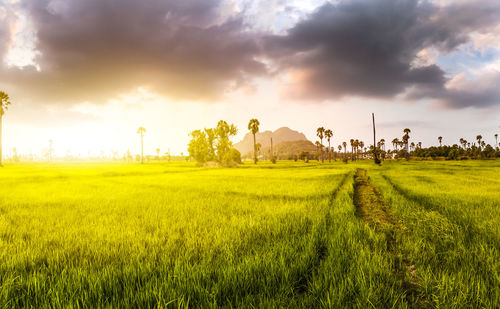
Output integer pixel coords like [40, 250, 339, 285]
[324, 129, 333, 162]
[137, 126, 146, 164]
[392, 138, 399, 151]
[403, 128, 411, 160]
[316, 127, 325, 162]
[0, 91, 12, 167]
[359, 141, 364, 159]
[204, 128, 216, 161]
[156, 148, 160, 158]
[248, 119, 260, 164]
[495, 134, 498, 150]
[216, 120, 238, 164]
[314, 141, 322, 160]
[476, 135, 482, 150]
[403, 128, 411, 151]
[354, 139, 359, 160]
[350, 139, 354, 161]
[438, 136, 443, 147]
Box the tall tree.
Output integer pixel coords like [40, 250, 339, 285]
[315, 141, 321, 160]
[248, 119, 260, 164]
[204, 128, 216, 161]
[476, 135, 482, 150]
[0, 91, 11, 167]
[137, 126, 146, 164]
[354, 139, 359, 160]
[342, 141, 347, 159]
[324, 129, 333, 162]
[350, 139, 354, 161]
[216, 120, 238, 163]
[403, 128, 411, 152]
[438, 136, 443, 147]
[392, 138, 399, 151]
[316, 127, 325, 162]
[495, 134, 498, 150]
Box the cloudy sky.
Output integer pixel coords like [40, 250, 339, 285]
[1, 0, 499, 156]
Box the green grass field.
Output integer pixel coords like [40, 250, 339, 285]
[0, 160, 498, 308]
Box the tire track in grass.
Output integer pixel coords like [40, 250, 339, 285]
[294, 171, 353, 295]
[353, 169, 427, 308]
[381, 174, 500, 247]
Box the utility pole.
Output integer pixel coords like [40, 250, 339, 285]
[372, 113, 379, 164]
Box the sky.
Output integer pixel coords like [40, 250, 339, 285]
[0, 0, 499, 157]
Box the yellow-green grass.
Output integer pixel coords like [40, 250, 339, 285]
[0, 160, 498, 307]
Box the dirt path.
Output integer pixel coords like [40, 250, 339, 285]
[353, 169, 427, 308]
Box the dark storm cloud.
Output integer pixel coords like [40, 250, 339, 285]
[264, 0, 500, 108]
[1, 0, 500, 108]
[0, 0, 266, 103]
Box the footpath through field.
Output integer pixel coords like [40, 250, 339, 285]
[352, 168, 427, 307]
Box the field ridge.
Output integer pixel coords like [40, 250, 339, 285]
[353, 169, 427, 307]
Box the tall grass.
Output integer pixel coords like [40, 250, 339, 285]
[0, 160, 498, 307]
[369, 160, 500, 308]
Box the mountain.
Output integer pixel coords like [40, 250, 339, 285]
[261, 140, 317, 159]
[234, 127, 309, 156]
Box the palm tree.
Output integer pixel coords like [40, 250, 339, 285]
[410, 142, 415, 152]
[438, 136, 442, 147]
[380, 139, 385, 151]
[316, 127, 325, 162]
[248, 119, 260, 164]
[359, 141, 364, 159]
[350, 139, 354, 161]
[342, 141, 347, 159]
[392, 138, 399, 151]
[495, 134, 498, 150]
[0, 91, 11, 167]
[403, 128, 411, 152]
[315, 141, 322, 160]
[476, 135, 482, 150]
[324, 129, 333, 162]
[338, 145, 342, 159]
[354, 139, 359, 160]
[137, 126, 146, 164]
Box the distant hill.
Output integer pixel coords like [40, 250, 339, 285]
[262, 140, 317, 159]
[234, 127, 310, 157]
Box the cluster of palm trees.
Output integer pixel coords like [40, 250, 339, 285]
[315, 127, 335, 162]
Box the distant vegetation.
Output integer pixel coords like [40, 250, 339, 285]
[187, 120, 241, 166]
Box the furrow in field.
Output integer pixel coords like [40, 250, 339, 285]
[381, 174, 500, 247]
[293, 171, 352, 296]
[352, 169, 427, 307]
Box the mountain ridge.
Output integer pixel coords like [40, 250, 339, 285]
[234, 127, 310, 156]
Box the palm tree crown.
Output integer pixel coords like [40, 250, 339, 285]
[0, 91, 11, 116]
[248, 119, 260, 134]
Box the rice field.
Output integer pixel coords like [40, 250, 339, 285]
[0, 160, 498, 308]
